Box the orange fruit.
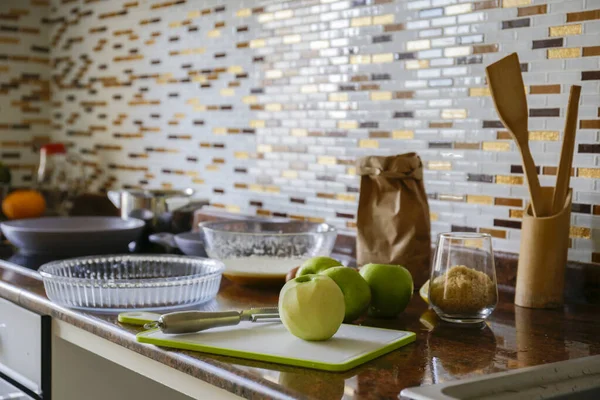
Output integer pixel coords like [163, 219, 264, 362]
[2, 190, 46, 219]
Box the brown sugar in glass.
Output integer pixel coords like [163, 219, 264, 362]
[429, 233, 498, 324]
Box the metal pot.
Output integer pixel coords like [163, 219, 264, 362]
[107, 189, 194, 233]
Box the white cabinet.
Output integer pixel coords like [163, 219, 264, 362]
[0, 298, 50, 399]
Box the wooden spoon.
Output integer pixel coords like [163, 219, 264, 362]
[485, 53, 543, 217]
[551, 85, 581, 215]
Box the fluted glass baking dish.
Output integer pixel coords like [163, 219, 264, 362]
[39, 254, 224, 312]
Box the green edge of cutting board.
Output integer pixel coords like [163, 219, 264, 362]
[136, 327, 416, 372]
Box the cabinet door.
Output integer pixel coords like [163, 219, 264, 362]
[0, 298, 50, 398]
[0, 378, 35, 399]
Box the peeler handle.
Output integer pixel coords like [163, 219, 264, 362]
[157, 311, 241, 334]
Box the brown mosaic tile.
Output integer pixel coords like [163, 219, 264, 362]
[494, 219, 522, 229]
[532, 38, 563, 49]
[473, 44, 498, 54]
[583, 46, 600, 57]
[530, 108, 560, 117]
[383, 23, 404, 32]
[580, 120, 600, 129]
[578, 144, 600, 153]
[566, 9, 600, 22]
[530, 84, 561, 94]
[502, 18, 530, 29]
[494, 197, 523, 207]
[474, 0, 499, 10]
[518, 4, 547, 16]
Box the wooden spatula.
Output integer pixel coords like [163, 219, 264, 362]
[485, 53, 543, 217]
[551, 85, 581, 215]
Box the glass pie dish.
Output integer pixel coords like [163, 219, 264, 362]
[38, 254, 224, 312]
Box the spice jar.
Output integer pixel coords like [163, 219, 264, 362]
[429, 233, 498, 324]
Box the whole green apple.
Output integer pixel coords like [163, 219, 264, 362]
[296, 256, 342, 277]
[279, 274, 345, 341]
[319, 267, 371, 322]
[360, 263, 414, 318]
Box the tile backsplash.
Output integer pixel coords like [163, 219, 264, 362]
[1, 0, 599, 262]
[0, 1, 51, 186]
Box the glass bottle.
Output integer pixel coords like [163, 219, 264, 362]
[36, 143, 85, 216]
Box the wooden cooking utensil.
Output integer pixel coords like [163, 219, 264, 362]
[551, 85, 581, 215]
[485, 53, 544, 217]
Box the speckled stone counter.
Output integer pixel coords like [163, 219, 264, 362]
[1, 259, 599, 400]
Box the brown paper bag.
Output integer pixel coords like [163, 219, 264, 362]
[356, 153, 431, 287]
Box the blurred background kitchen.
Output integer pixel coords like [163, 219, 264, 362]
[1, 0, 598, 262]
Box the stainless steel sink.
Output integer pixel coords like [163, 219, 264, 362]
[401, 355, 600, 400]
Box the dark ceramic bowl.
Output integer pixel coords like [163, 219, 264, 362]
[0, 217, 144, 256]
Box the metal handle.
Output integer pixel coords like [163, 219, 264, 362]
[157, 311, 241, 334]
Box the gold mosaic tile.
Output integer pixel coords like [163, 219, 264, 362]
[318, 156, 336, 165]
[496, 175, 523, 185]
[570, 226, 591, 239]
[446, 3, 473, 15]
[372, 53, 394, 63]
[530, 131, 559, 141]
[250, 120, 265, 128]
[249, 39, 265, 48]
[350, 55, 371, 64]
[441, 109, 467, 119]
[547, 48, 581, 59]
[549, 24, 582, 37]
[578, 168, 600, 178]
[479, 227, 507, 239]
[392, 130, 414, 139]
[336, 193, 356, 202]
[370, 91, 392, 101]
[483, 142, 511, 151]
[236, 8, 251, 17]
[373, 14, 394, 25]
[467, 195, 494, 205]
[509, 209, 524, 219]
[282, 170, 298, 179]
[405, 60, 429, 69]
[338, 120, 358, 129]
[351, 16, 372, 27]
[469, 87, 491, 96]
[359, 139, 379, 149]
[291, 128, 307, 137]
[502, 0, 531, 7]
[428, 161, 452, 171]
[329, 93, 348, 102]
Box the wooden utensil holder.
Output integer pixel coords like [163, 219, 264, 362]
[515, 187, 572, 309]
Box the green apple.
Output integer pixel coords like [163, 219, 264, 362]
[319, 267, 371, 322]
[279, 274, 345, 341]
[296, 256, 342, 277]
[360, 263, 414, 318]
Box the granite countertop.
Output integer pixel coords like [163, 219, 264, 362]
[1, 259, 599, 400]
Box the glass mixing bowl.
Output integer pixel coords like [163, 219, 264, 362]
[200, 221, 337, 286]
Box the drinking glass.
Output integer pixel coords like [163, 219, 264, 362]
[429, 232, 498, 324]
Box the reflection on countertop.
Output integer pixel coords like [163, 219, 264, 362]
[0, 257, 598, 400]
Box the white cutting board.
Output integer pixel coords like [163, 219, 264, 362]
[137, 322, 415, 372]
